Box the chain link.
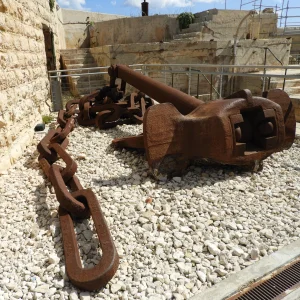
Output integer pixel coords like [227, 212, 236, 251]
[37, 101, 119, 291]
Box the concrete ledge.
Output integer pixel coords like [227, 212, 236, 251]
[190, 238, 300, 300]
[296, 122, 300, 139]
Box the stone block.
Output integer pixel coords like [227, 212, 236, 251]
[0, 154, 11, 174]
[0, 0, 9, 13]
[0, 0, 65, 172]
[0, 90, 8, 111]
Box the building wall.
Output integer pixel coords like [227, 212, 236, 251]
[290, 35, 300, 53]
[89, 9, 278, 48]
[276, 27, 300, 54]
[183, 10, 278, 40]
[193, 9, 252, 40]
[91, 15, 179, 47]
[0, 0, 65, 173]
[62, 9, 127, 49]
[90, 38, 291, 95]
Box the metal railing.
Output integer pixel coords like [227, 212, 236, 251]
[48, 63, 300, 111]
[290, 53, 300, 64]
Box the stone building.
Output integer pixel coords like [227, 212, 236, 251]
[0, 2, 124, 172]
[0, 0, 66, 171]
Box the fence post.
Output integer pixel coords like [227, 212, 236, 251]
[50, 76, 63, 111]
[219, 67, 223, 98]
[197, 73, 199, 99]
[88, 68, 91, 94]
[262, 47, 267, 92]
[283, 68, 287, 90]
[210, 74, 213, 100]
[188, 66, 191, 95]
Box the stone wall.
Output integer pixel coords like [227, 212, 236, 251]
[276, 28, 300, 54]
[250, 12, 278, 39]
[91, 15, 179, 47]
[90, 38, 291, 95]
[89, 9, 278, 47]
[290, 34, 300, 53]
[194, 9, 252, 40]
[62, 9, 126, 49]
[0, 0, 65, 173]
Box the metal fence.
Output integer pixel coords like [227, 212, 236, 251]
[48, 64, 300, 111]
[290, 53, 300, 64]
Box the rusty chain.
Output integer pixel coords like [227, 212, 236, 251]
[37, 99, 119, 291]
[75, 89, 153, 129]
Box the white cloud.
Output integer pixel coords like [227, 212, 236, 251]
[111, 0, 117, 5]
[57, 0, 87, 10]
[124, 0, 222, 9]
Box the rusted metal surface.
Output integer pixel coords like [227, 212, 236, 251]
[59, 190, 119, 291]
[109, 64, 202, 115]
[110, 65, 296, 177]
[37, 107, 119, 290]
[67, 76, 154, 130]
[228, 256, 300, 300]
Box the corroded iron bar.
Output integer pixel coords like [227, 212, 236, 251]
[109, 64, 204, 115]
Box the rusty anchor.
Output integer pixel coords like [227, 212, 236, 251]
[110, 65, 296, 177]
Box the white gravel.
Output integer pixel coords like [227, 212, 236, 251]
[0, 123, 300, 300]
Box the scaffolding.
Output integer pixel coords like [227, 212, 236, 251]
[278, 1, 300, 33]
[239, 0, 300, 32]
[240, 0, 279, 13]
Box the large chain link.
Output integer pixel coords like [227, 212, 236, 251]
[37, 101, 119, 291]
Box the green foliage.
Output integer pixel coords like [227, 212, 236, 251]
[49, 0, 55, 12]
[42, 115, 54, 124]
[177, 12, 195, 30]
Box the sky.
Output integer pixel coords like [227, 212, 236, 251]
[57, 0, 300, 26]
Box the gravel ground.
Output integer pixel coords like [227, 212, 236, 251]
[1, 123, 300, 300]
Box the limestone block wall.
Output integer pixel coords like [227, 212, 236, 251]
[90, 38, 291, 96]
[275, 28, 300, 54]
[234, 38, 291, 65]
[62, 9, 127, 49]
[91, 15, 179, 47]
[202, 9, 252, 40]
[56, 8, 66, 50]
[291, 35, 300, 53]
[250, 13, 278, 39]
[197, 10, 277, 41]
[0, 0, 65, 173]
[90, 40, 218, 95]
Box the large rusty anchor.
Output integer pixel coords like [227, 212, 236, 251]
[111, 65, 296, 177]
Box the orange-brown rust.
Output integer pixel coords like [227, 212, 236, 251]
[110, 65, 296, 177]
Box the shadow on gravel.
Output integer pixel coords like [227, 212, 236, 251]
[89, 155, 249, 192]
[84, 126, 249, 190]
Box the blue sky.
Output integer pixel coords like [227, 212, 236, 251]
[57, 0, 299, 26]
